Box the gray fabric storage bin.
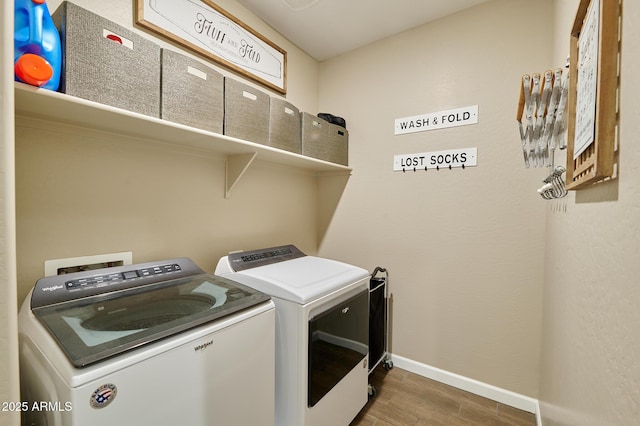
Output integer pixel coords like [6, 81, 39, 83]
[301, 112, 328, 160]
[301, 112, 349, 165]
[161, 49, 223, 133]
[268, 98, 301, 154]
[224, 79, 269, 144]
[53, 1, 160, 117]
[326, 122, 349, 166]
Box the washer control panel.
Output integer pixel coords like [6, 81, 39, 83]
[30, 258, 202, 309]
[65, 263, 182, 290]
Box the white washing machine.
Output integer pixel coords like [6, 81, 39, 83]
[19, 258, 275, 426]
[215, 245, 370, 426]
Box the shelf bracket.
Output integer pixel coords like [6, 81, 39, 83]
[225, 152, 257, 198]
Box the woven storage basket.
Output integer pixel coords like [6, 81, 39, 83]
[268, 98, 301, 153]
[301, 112, 348, 165]
[53, 1, 160, 117]
[161, 49, 223, 133]
[223, 79, 270, 144]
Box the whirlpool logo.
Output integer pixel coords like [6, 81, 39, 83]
[194, 340, 214, 352]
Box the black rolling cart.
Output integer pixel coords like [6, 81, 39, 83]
[368, 267, 393, 397]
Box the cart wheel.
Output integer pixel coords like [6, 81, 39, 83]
[368, 384, 376, 398]
[383, 359, 394, 371]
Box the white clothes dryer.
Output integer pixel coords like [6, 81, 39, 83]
[19, 257, 275, 426]
[215, 245, 370, 426]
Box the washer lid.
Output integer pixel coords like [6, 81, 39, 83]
[224, 256, 370, 304]
[32, 269, 270, 368]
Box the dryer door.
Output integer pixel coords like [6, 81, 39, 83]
[308, 288, 368, 407]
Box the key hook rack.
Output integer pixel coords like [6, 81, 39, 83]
[401, 164, 468, 173]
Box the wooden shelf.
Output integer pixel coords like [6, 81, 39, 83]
[14, 83, 351, 196]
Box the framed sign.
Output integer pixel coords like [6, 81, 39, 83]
[565, 0, 619, 189]
[136, 0, 287, 94]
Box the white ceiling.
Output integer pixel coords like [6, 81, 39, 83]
[236, 0, 491, 61]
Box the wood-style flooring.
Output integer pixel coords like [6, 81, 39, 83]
[350, 366, 537, 426]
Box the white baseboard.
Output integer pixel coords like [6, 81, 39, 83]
[390, 354, 541, 424]
[536, 400, 542, 426]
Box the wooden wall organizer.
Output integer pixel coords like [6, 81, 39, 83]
[566, 0, 620, 190]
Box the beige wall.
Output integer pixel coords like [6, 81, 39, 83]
[539, 0, 640, 424]
[317, 0, 552, 397]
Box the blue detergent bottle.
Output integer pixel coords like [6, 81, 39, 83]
[14, 0, 62, 90]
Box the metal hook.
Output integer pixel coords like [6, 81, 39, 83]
[538, 166, 567, 200]
[537, 182, 554, 199]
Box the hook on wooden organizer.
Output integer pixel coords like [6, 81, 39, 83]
[516, 66, 569, 169]
[537, 166, 567, 200]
